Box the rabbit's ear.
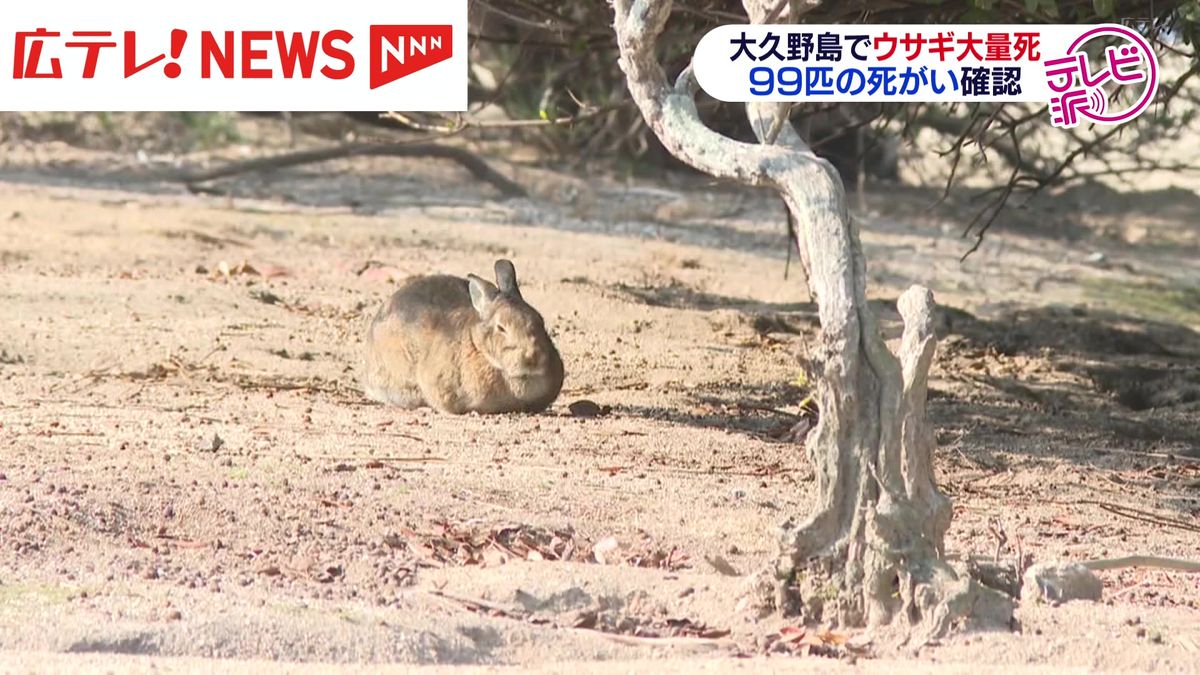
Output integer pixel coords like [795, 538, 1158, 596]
[494, 259, 522, 299]
[467, 274, 499, 315]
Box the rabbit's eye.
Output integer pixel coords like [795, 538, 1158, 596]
[495, 324, 507, 335]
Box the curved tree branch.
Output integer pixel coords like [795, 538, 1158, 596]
[612, 0, 1007, 637]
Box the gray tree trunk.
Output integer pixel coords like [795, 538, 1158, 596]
[611, 0, 1012, 640]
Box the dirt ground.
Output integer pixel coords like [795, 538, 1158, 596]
[1, 115, 1199, 672]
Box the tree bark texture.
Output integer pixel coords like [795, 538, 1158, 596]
[611, 0, 1011, 639]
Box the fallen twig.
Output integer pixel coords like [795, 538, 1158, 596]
[1050, 499, 1200, 534]
[732, 400, 802, 419]
[317, 454, 443, 463]
[382, 100, 631, 132]
[1092, 447, 1200, 466]
[1089, 501, 1200, 534]
[428, 590, 735, 649]
[645, 463, 811, 478]
[149, 141, 527, 199]
[1082, 556, 1200, 573]
[316, 429, 428, 443]
[430, 590, 523, 617]
[229, 374, 352, 396]
[582, 631, 734, 649]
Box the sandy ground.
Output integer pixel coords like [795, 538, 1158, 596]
[0, 123, 1198, 672]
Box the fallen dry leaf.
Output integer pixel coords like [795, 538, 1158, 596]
[780, 626, 806, 640]
[212, 260, 289, 280]
[357, 261, 406, 283]
[568, 399, 611, 418]
[705, 554, 741, 577]
[592, 536, 620, 565]
[255, 263, 291, 279]
[481, 546, 509, 567]
[788, 628, 850, 647]
[313, 564, 343, 583]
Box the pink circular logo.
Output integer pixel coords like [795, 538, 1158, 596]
[1045, 25, 1158, 128]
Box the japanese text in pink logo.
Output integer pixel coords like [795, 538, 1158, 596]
[692, 23, 1161, 130]
[1044, 25, 1158, 129]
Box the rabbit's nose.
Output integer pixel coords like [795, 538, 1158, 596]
[522, 349, 539, 366]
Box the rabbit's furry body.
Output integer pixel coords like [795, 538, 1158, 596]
[362, 261, 563, 414]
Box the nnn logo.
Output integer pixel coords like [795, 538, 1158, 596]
[369, 25, 453, 89]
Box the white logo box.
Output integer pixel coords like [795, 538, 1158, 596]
[0, 0, 467, 111]
[693, 24, 1156, 105]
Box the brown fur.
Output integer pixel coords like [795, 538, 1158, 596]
[361, 261, 564, 414]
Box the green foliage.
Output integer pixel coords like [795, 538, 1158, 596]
[173, 112, 241, 148]
[1180, 0, 1200, 44]
[467, 0, 1200, 181]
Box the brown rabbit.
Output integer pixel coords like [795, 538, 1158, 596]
[361, 260, 564, 414]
